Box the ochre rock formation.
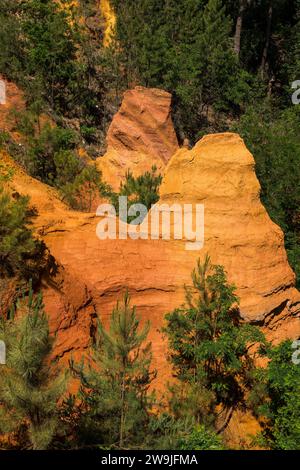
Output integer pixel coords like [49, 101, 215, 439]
[2, 131, 300, 378]
[2, 127, 300, 445]
[0, 151, 98, 360]
[1, 79, 299, 393]
[96, 86, 179, 190]
[159, 133, 300, 332]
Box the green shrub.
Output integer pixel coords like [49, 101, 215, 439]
[59, 164, 111, 212]
[0, 186, 47, 283]
[110, 166, 162, 223]
[0, 286, 68, 449]
[53, 149, 84, 188]
[178, 424, 223, 450]
[249, 341, 300, 450]
[163, 255, 266, 423]
[23, 124, 78, 184]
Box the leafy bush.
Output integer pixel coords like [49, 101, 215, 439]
[110, 166, 162, 223]
[53, 150, 84, 188]
[249, 340, 300, 450]
[26, 124, 79, 184]
[59, 164, 111, 212]
[178, 424, 223, 450]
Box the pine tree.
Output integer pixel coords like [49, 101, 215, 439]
[196, 0, 246, 111]
[173, 0, 250, 139]
[164, 255, 266, 426]
[20, 0, 79, 110]
[110, 166, 162, 223]
[72, 291, 156, 449]
[0, 286, 68, 449]
[110, 0, 169, 88]
[0, 185, 47, 286]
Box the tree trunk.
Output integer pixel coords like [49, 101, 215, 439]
[120, 379, 125, 448]
[260, 1, 273, 77]
[234, 0, 246, 57]
[119, 364, 126, 448]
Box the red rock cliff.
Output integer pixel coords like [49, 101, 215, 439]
[96, 86, 179, 190]
[1, 86, 299, 385]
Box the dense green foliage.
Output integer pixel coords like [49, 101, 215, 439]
[110, 0, 298, 136]
[164, 256, 266, 427]
[71, 291, 155, 449]
[0, 0, 109, 130]
[110, 166, 162, 223]
[0, 0, 77, 105]
[0, 184, 50, 317]
[20, 123, 79, 184]
[0, 185, 47, 285]
[110, 0, 250, 139]
[249, 340, 300, 450]
[0, 287, 67, 449]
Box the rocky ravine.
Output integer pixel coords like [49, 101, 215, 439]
[1, 85, 300, 388]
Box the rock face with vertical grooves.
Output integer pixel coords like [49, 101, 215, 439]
[96, 86, 179, 190]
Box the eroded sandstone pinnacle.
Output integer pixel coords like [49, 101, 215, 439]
[1, 85, 299, 386]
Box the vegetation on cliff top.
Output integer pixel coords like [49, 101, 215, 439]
[0, 0, 299, 283]
[0, 0, 299, 450]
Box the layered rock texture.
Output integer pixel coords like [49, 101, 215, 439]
[96, 86, 179, 190]
[1, 85, 300, 386]
[159, 133, 300, 333]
